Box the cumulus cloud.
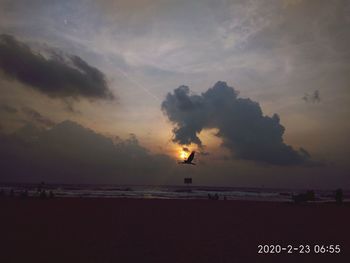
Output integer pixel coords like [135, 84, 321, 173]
[0, 34, 114, 100]
[162, 81, 312, 165]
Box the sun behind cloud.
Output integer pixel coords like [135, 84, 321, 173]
[179, 150, 188, 160]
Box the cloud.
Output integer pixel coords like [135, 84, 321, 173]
[0, 34, 114, 100]
[162, 81, 312, 165]
[0, 120, 174, 183]
[0, 104, 18, 114]
[198, 151, 210, 156]
[302, 90, 320, 103]
[21, 107, 56, 128]
[182, 147, 190, 152]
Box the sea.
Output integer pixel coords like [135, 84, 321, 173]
[0, 183, 349, 202]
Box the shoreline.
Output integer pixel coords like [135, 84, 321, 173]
[1, 184, 347, 202]
[1, 195, 349, 203]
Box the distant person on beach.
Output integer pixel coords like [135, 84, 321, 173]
[38, 181, 45, 192]
[20, 190, 28, 199]
[292, 190, 315, 204]
[40, 190, 47, 199]
[335, 189, 343, 204]
[208, 193, 219, 200]
[49, 190, 55, 199]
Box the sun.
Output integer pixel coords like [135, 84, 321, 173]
[179, 150, 188, 160]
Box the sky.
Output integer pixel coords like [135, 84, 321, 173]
[0, 0, 349, 189]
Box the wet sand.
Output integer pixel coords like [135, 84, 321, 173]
[1, 198, 349, 263]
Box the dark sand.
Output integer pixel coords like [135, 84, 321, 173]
[1, 198, 349, 263]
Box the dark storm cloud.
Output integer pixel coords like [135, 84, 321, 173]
[21, 107, 56, 128]
[0, 34, 114, 100]
[162, 81, 311, 165]
[0, 120, 173, 183]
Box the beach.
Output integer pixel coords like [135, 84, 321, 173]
[1, 198, 349, 263]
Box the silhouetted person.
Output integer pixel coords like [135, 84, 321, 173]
[335, 189, 343, 204]
[224, 196, 227, 201]
[49, 190, 55, 199]
[292, 190, 315, 204]
[40, 190, 47, 200]
[10, 189, 14, 197]
[38, 181, 45, 192]
[214, 193, 219, 200]
[20, 190, 28, 199]
[208, 193, 212, 200]
[306, 190, 315, 201]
